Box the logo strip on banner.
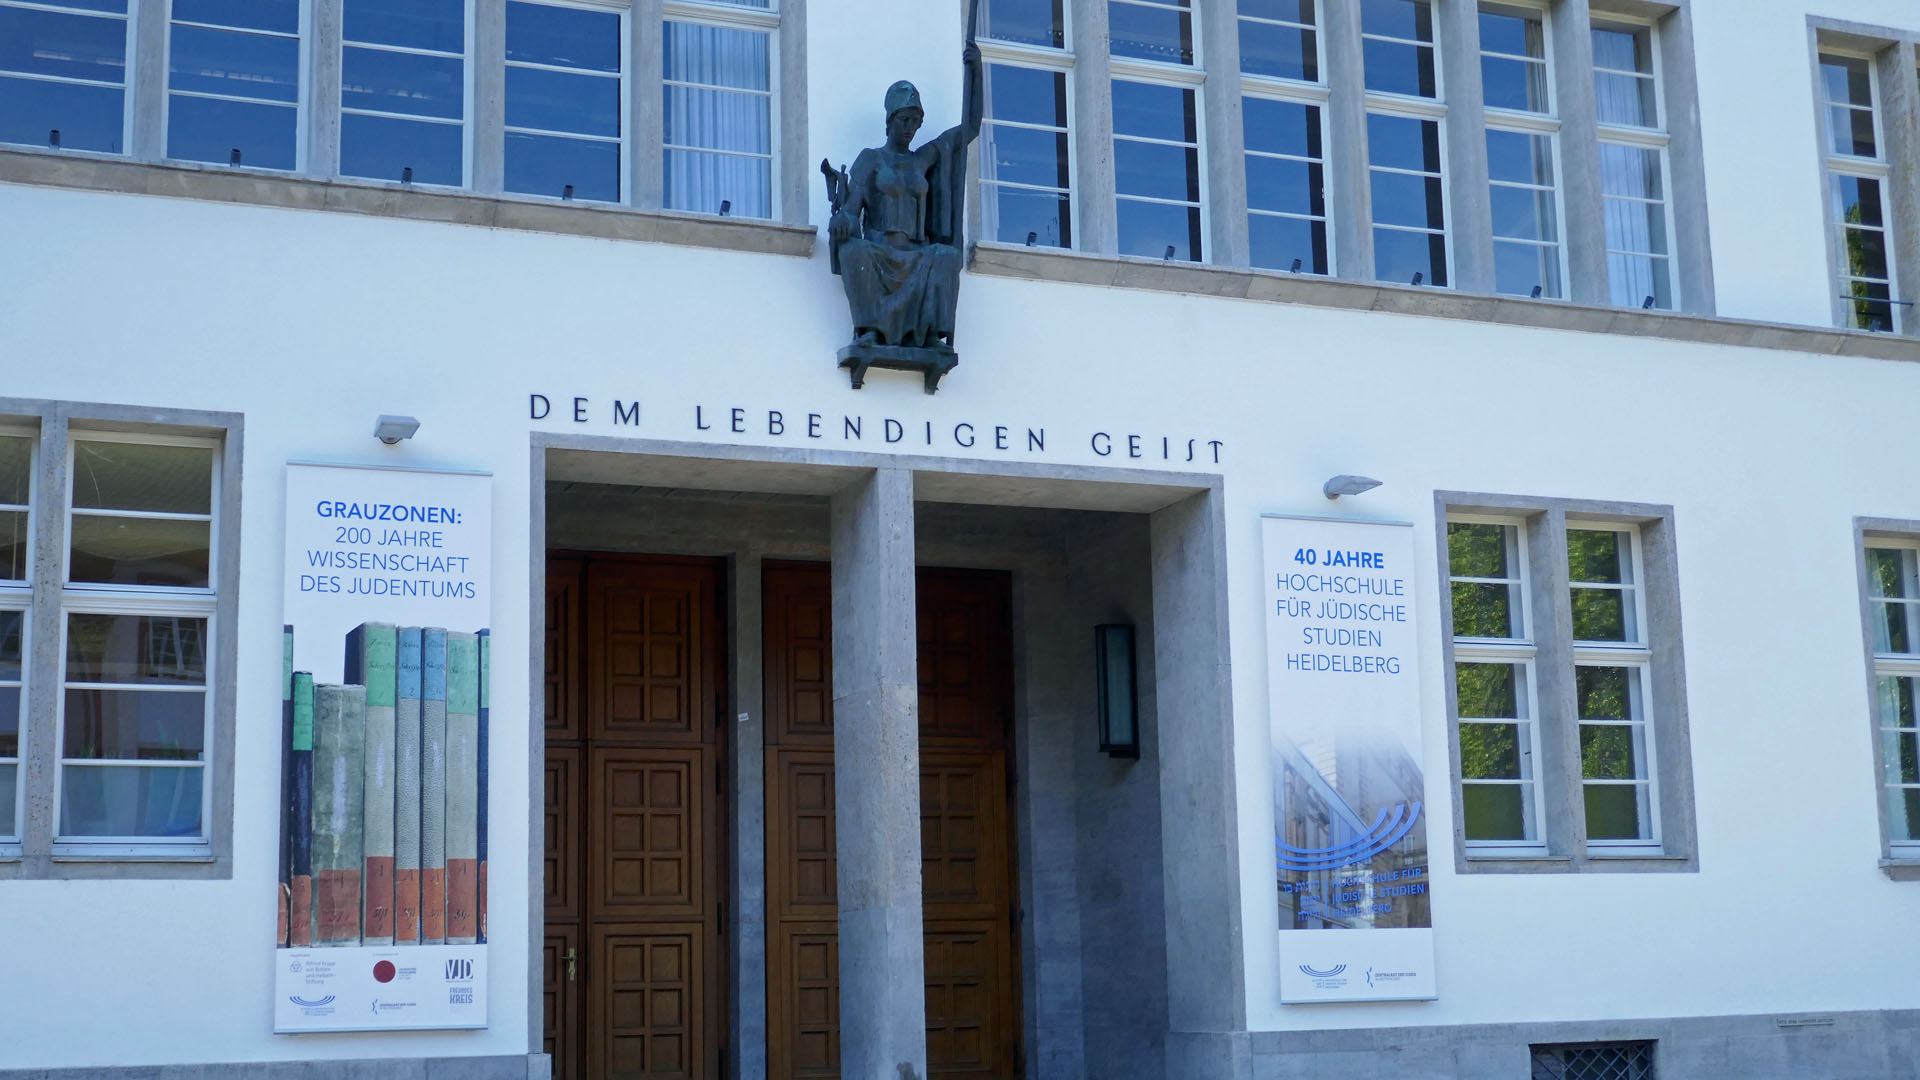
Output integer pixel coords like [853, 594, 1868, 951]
[1262, 514, 1438, 1003]
[275, 462, 493, 1033]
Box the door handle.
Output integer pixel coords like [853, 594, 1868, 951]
[564, 947, 577, 983]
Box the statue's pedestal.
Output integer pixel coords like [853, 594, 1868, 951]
[837, 342, 958, 393]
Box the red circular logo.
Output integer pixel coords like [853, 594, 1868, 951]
[373, 961, 397, 984]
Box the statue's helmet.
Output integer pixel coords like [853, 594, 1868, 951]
[885, 80, 923, 120]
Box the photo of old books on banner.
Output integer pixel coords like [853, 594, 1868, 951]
[276, 623, 490, 949]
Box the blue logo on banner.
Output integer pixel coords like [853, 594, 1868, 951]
[1275, 802, 1422, 871]
[1298, 964, 1346, 979]
[289, 995, 336, 1007]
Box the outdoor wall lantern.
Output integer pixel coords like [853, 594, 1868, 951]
[1323, 474, 1382, 499]
[374, 415, 421, 445]
[1095, 623, 1140, 759]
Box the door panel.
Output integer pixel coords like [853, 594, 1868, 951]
[591, 748, 705, 917]
[590, 924, 707, 1080]
[544, 925, 583, 1080]
[765, 564, 1021, 1080]
[548, 555, 725, 1080]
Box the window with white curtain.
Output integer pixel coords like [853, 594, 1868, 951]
[662, 3, 776, 220]
[1819, 51, 1898, 333]
[1593, 18, 1674, 311]
[1241, 1, 1330, 275]
[504, 0, 625, 202]
[0, 0, 129, 153]
[1363, 0, 1447, 287]
[167, 0, 301, 170]
[341, 0, 470, 186]
[980, 0, 1073, 249]
[1480, 2, 1563, 300]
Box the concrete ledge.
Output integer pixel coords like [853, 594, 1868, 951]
[0, 148, 817, 258]
[0, 1054, 550, 1080]
[969, 242, 1920, 362]
[1879, 858, 1920, 881]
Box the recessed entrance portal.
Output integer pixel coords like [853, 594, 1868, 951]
[544, 555, 728, 1080]
[764, 563, 1020, 1080]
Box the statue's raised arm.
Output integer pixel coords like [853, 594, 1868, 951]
[821, 45, 985, 394]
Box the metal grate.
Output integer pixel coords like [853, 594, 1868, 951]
[1530, 1041, 1654, 1080]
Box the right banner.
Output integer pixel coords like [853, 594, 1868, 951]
[1263, 514, 1438, 1003]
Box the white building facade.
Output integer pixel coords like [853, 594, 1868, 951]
[2, 0, 1919, 1077]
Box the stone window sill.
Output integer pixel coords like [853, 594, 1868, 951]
[969, 242, 1920, 362]
[1879, 858, 1920, 882]
[0, 147, 817, 258]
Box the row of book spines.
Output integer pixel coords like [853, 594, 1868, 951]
[280, 624, 488, 948]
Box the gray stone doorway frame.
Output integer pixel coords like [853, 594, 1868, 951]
[528, 433, 1247, 1080]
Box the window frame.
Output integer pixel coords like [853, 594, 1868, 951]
[1447, 513, 1547, 854]
[0, 399, 241, 880]
[1361, 0, 1452, 288]
[1239, 0, 1333, 275]
[0, 423, 36, 850]
[338, 0, 478, 189]
[1437, 492, 1697, 876]
[1109, 24, 1210, 263]
[502, 0, 632, 205]
[1592, 13, 1680, 312]
[1815, 44, 1902, 334]
[52, 429, 220, 856]
[978, 47, 1078, 250]
[0, 0, 137, 157]
[1479, 0, 1568, 301]
[661, 0, 782, 221]
[1856, 522, 1920, 874]
[161, 0, 311, 172]
[1566, 520, 1660, 855]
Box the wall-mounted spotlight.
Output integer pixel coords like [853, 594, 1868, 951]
[1094, 623, 1140, 760]
[374, 415, 421, 445]
[1323, 474, 1382, 499]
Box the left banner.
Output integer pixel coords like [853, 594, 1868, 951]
[274, 463, 492, 1033]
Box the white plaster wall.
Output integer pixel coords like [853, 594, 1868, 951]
[0, 0, 1919, 1067]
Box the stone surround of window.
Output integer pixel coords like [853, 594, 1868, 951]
[1808, 17, 1920, 340]
[0, 398, 242, 881]
[1434, 491, 1697, 875]
[1854, 517, 1920, 882]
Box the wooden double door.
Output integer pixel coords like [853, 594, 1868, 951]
[546, 556, 728, 1080]
[545, 556, 1018, 1079]
[765, 564, 1021, 1080]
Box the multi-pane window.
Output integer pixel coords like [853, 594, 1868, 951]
[1240, 1, 1328, 275]
[981, 0, 1073, 248]
[1363, 0, 1446, 287]
[1480, 3, 1563, 299]
[982, 63, 1072, 248]
[663, 12, 775, 219]
[1866, 542, 1920, 855]
[1819, 52, 1897, 332]
[58, 437, 217, 844]
[1244, 97, 1327, 273]
[504, 0, 624, 202]
[167, 0, 300, 170]
[1110, 0, 1193, 67]
[1569, 527, 1655, 847]
[0, 0, 129, 153]
[0, 432, 30, 842]
[1446, 507, 1677, 863]
[1113, 78, 1203, 261]
[1449, 520, 1542, 848]
[341, 0, 469, 186]
[1593, 19, 1673, 310]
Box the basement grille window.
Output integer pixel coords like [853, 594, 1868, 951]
[1530, 1041, 1654, 1080]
